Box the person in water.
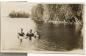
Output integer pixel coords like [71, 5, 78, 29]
[18, 28, 25, 45]
[26, 29, 34, 40]
[34, 31, 40, 39]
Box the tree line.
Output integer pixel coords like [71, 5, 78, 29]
[31, 4, 83, 23]
[9, 11, 30, 18]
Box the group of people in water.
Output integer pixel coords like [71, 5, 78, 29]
[17, 28, 40, 45]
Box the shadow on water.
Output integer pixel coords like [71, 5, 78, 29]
[35, 22, 82, 51]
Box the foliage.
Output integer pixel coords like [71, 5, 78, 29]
[31, 4, 83, 23]
[9, 11, 30, 18]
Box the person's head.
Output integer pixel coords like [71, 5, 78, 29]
[30, 29, 32, 33]
[35, 31, 37, 34]
[21, 28, 23, 32]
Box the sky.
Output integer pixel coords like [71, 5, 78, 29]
[1, 2, 37, 17]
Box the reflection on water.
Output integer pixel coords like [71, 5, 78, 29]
[1, 17, 83, 51]
[36, 22, 82, 51]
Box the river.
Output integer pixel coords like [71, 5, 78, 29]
[1, 17, 83, 52]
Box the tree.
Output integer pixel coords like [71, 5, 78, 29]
[31, 4, 44, 21]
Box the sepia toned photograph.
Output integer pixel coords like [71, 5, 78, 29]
[1, 2, 84, 53]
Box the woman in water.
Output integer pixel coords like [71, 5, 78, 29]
[18, 28, 25, 45]
[26, 29, 34, 40]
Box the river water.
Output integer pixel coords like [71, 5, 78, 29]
[36, 22, 82, 51]
[1, 17, 83, 52]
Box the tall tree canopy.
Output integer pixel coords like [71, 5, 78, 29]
[31, 4, 83, 22]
